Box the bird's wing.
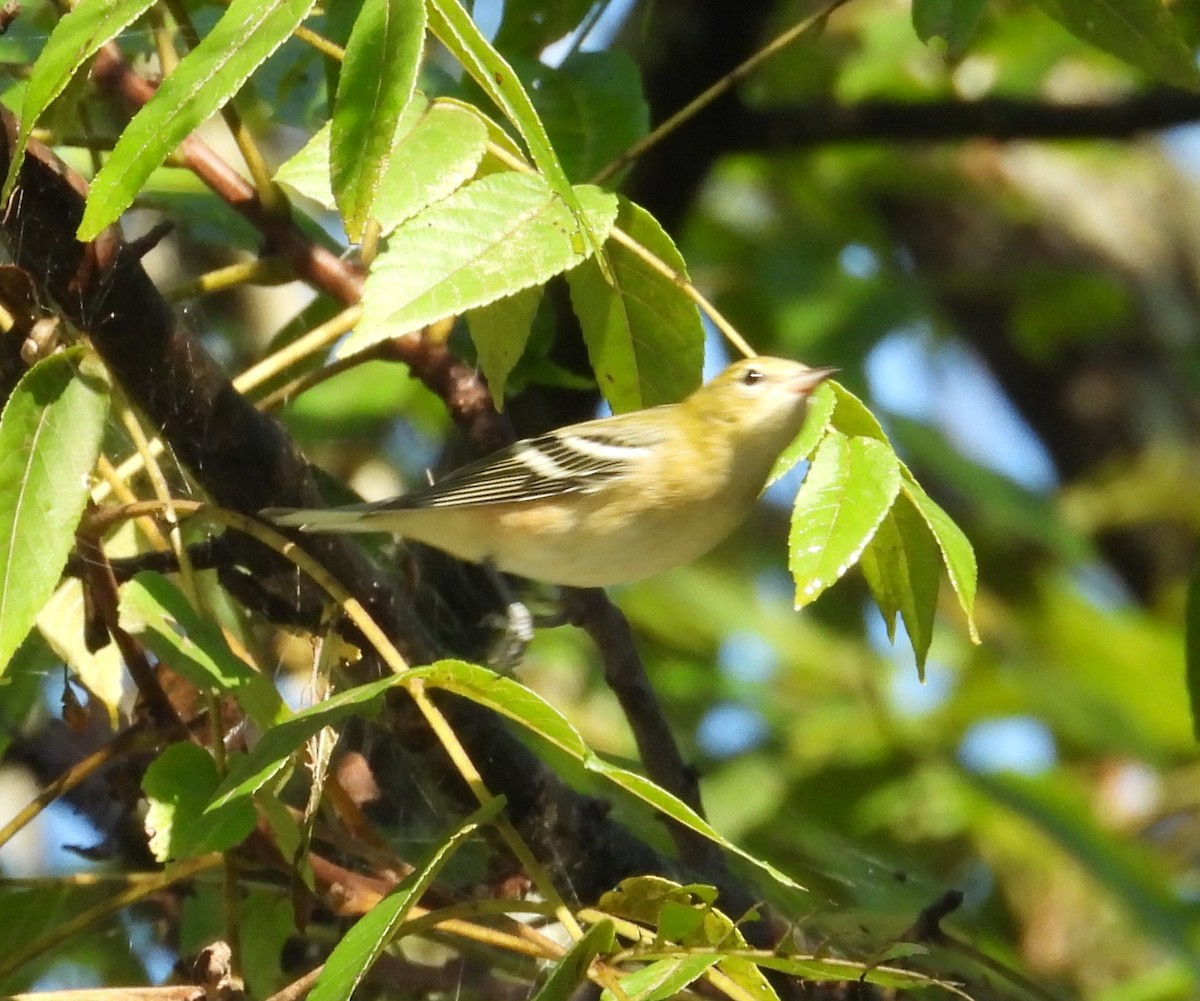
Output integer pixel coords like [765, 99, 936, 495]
[384, 419, 667, 510]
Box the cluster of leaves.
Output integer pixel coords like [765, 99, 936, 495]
[1, 0, 1199, 998]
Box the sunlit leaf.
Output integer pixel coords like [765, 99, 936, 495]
[346, 173, 617, 356]
[0, 349, 108, 674]
[860, 490, 941, 677]
[144, 743, 256, 861]
[829, 382, 888, 441]
[601, 956, 719, 1001]
[767, 381, 836, 487]
[900, 474, 980, 642]
[78, 0, 319, 239]
[468, 285, 544, 407]
[3, 0, 156, 205]
[567, 196, 703, 412]
[425, 0, 612, 278]
[790, 433, 902, 610]
[331, 0, 426, 240]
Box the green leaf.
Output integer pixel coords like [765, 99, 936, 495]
[346, 173, 618, 356]
[829, 382, 888, 442]
[209, 675, 404, 809]
[899, 474, 980, 642]
[530, 920, 615, 1001]
[274, 123, 339, 208]
[419, 660, 805, 894]
[332, 0, 426, 241]
[1187, 558, 1200, 743]
[601, 956, 719, 1001]
[766, 380, 836, 488]
[3, 0, 156, 205]
[143, 742, 256, 861]
[860, 490, 941, 678]
[567, 196, 704, 412]
[789, 434, 902, 610]
[0, 349, 109, 674]
[369, 99, 488, 233]
[468, 285, 544, 407]
[523, 51, 649, 183]
[1029, 0, 1200, 89]
[239, 889, 297, 1000]
[308, 800, 502, 1001]
[120, 573, 289, 727]
[696, 953, 953, 990]
[425, 0, 612, 278]
[77, 0, 319, 240]
[911, 0, 987, 57]
[598, 879, 777, 1000]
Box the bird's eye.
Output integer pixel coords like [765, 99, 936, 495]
[741, 367, 764, 385]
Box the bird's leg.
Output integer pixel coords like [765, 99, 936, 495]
[479, 562, 534, 670]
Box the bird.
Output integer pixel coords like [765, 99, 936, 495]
[264, 356, 836, 589]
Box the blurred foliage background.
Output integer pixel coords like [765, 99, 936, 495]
[1, 0, 1199, 998]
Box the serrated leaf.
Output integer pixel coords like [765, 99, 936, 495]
[425, 0, 612, 279]
[530, 920, 615, 1001]
[308, 801, 501, 1001]
[0, 349, 108, 674]
[1030, 0, 1199, 89]
[900, 474, 980, 643]
[120, 573, 288, 727]
[143, 742, 256, 861]
[77, 0, 319, 240]
[829, 382, 888, 441]
[790, 434, 902, 610]
[567, 196, 703, 412]
[332, 0, 426, 240]
[3, 0, 157, 205]
[345, 173, 617, 356]
[468, 285, 543, 407]
[276, 99, 487, 233]
[766, 380, 836, 487]
[860, 490, 941, 677]
[274, 123, 339, 209]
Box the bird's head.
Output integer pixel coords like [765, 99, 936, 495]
[688, 356, 837, 439]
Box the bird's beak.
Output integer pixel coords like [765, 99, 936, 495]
[793, 366, 839, 391]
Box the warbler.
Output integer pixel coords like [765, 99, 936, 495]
[266, 357, 835, 588]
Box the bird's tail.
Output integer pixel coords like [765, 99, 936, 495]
[261, 503, 385, 533]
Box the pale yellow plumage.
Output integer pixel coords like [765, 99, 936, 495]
[265, 357, 835, 587]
